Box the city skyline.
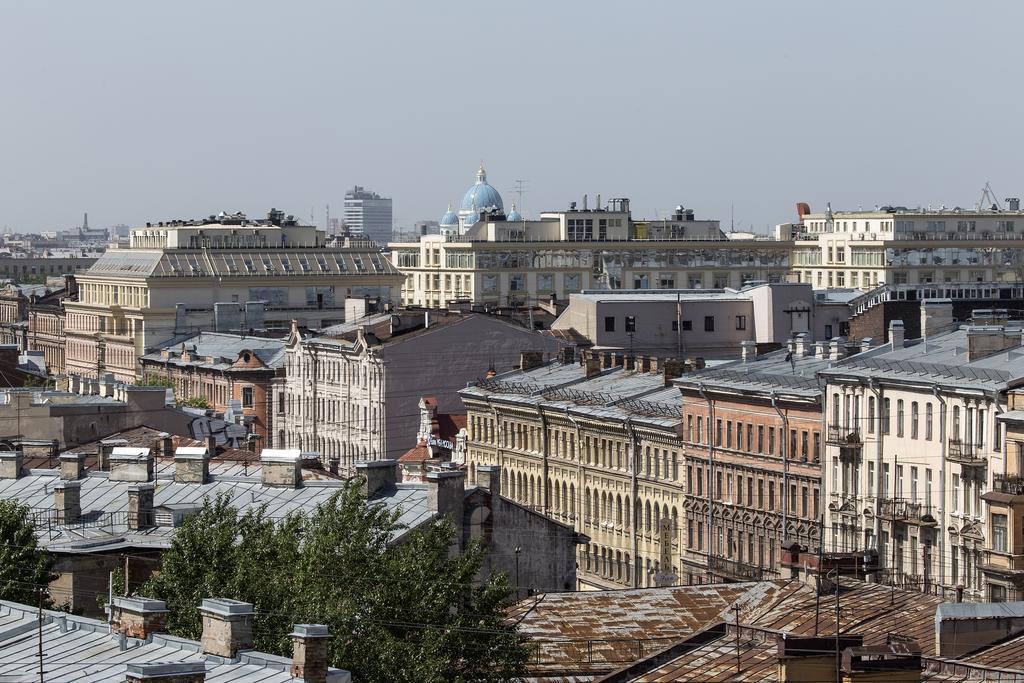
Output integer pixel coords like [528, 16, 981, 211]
[2, 1, 1021, 232]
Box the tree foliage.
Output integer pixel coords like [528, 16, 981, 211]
[135, 375, 174, 388]
[0, 500, 56, 605]
[142, 483, 530, 682]
[178, 396, 211, 409]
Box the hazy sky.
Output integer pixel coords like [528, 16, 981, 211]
[2, 1, 1022, 233]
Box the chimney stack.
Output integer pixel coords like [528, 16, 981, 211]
[967, 325, 1023, 362]
[888, 320, 905, 349]
[111, 596, 169, 639]
[59, 452, 87, 480]
[355, 460, 397, 497]
[662, 358, 686, 386]
[921, 299, 955, 339]
[829, 338, 845, 361]
[558, 346, 575, 365]
[427, 470, 466, 526]
[584, 354, 601, 378]
[328, 457, 340, 476]
[174, 446, 210, 484]
[0, 450, 23, 479]
[259, 449, 302, 488]
[97, 438, 127, 471]
[794, 334, 808, 357]
[740, 340, 756, 362]
[199, 599, 254, 659]
[290, 624, 331, 683]
[860, 337, 874, 354]
[54, 480, 82, 524]
[128, 483, 156, 530]
[206, 435, 217, 457]
[125, 662, 206, 683]
[476, 463, 501, 500]
[623, 354, 635, 371]
[519, 350, 544, 371]
[108, 448, 154, 482]
[160, 432, 174, 459]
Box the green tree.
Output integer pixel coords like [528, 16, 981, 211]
[142, 484, 530, 682]
[135, 375, 174, 388]
[179, 396, 211, 409]
[0, 500, 56, 605]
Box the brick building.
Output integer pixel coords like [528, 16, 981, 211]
[139, 332, 286, 451]
[674, 338, 828, 583]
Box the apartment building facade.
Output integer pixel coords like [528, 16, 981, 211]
[674, 340, 827, 583]
[789, 202, 1024, 290]
[276, 314, 562, 475]
[391, 194, 791, 309]
[821, 305, 1024, 601]
[459, 351, 690, 590]
[63, 209, 403, 383]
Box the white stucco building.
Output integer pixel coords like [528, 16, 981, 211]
[821, 302, 1024, 600]
[788, 201, 1024, 291]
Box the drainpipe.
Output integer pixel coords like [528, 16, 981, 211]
[933, 385, 946, 592]
[624, 416, 640, 588]
[563, 409, 588, 585]
[771, 391, 790, 552]
[699, 384, 714, 578]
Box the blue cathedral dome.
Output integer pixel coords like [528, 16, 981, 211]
[439, 203, 459, 227]
[505, 202, 523, 222]
[459, 163, 503, 213]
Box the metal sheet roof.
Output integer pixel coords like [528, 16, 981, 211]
[0, 601, 351, 682]
[0, 463, 431, 552]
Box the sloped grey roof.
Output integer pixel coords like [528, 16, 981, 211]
[0, 601, 351, 682]
[85, 248, 401, 279]
[0, 461, 431, 552]
[142, 332, 286, 370]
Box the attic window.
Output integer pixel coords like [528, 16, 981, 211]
[243, 352, 251, 362]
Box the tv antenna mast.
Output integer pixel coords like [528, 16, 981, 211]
[511, 180, 529, 214]
[978, 181, 1003, 211]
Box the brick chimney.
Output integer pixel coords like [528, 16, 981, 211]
[59, 452, 86, 480]
[623, 354, 635, 371]
[794, 334, 809, 357]
[889, 320, 905, 348]
[290, 624, 330, 683]
[558, 346, 575, 364]
[519, 350, 544, 371]
[108, 447, 154, 482]
[160, 432, 174, 459]
[0, 450, 23, 479]
[259, 449, 302, 488]
[128, 484, 156, 530]
[125, 662, 206, 683]
[584, 354, 601, 378]
[54, 480, 81, 524]
[967, 325, 1023, 362]
[662, 358, 685, 386]
[199, 599, 254, 659]
[637, 355, 651, 373]
[921, 299, 955, 339]
[111, 596, 168, 639]
[740, 340, 756, 362]
[355, 460, 397, 497]
[476, 464, 501, 500]
[829, 338, 845, 361]
[97, 438, 127, 471]
[427, 470, 466, 524]
[776, 633, 864, 682]
[174, 446, 210, 484]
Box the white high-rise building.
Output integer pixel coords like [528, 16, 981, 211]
[343, 186, 393, 244]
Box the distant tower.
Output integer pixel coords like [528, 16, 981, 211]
[83, 212, 88, 229]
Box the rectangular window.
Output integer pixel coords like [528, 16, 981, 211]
[882, 398, 891, 435]
[952, 473, 960, 512]
[911, 402, 919, 439]
[735, 315, 747, 330]
[897, 399, 905, 437]
[868, 397, 875, 434]
[604, 316, 615, 332]
[867, 461, 875, 497]
[625, 316, 636, 333]
[241, 386, 254, 408]
[757, 426, 764, 453]
[925, 403, 933, 440]
[993, 514, 1008, 552]
[768, 427, 775, 455]
[704, 316, 715, 332]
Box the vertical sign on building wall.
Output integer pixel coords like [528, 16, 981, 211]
[655, 517, 678, 587]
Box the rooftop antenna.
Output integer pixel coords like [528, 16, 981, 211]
[326, 203, 330, 234]
[511, 179, 529, 214]
[978, 181, 1002, 211]
[730, 203, 734, 231]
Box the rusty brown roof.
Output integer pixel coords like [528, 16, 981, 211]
[515, 579, 946, 680]
[960, 631, 1024, 671]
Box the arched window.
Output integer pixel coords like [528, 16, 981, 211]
[645, 501, 652, 532]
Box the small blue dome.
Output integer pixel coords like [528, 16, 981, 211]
[459, 163, 503, 213]
[506, 202, 523, 222]
[439, 204, 458, 226]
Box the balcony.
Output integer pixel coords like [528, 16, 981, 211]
[827, 425, 862, 449]
[878, 498, 937, 526]
[993, 474, 1024, 496]
[828, 493, 859, 517]
[708, 555, 769, 582]
[947, 439, 987, 467]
